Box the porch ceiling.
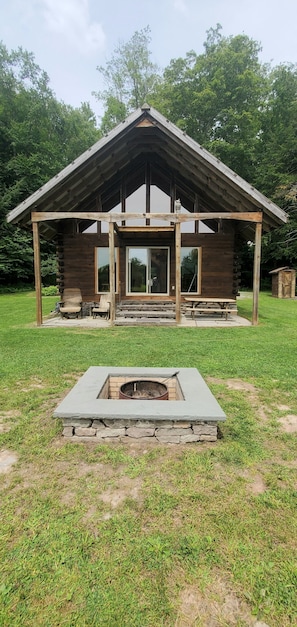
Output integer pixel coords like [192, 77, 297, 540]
[7, 105, 287, 241]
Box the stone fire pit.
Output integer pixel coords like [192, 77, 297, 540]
[54, 367, 226, 443]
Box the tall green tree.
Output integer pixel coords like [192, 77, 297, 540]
[94, 26, 161, 133]
[0, 42, 100, 285]
[255, 64, 297, 270]
[151, 25, 267, 181]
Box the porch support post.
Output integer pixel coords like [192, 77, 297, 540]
[145, 162, 150, 225]
[32, 220, 42, 326]
[252, 221, 262, 326]
[175, 220, 181, 324]
[109, 222, 115, 324]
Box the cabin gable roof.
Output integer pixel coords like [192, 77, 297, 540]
[7, 104, 287, 239]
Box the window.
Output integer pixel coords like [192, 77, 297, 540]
[127, 247, 169, 295]
[96, 248, 118, 293]
[181, 247, 201, 294]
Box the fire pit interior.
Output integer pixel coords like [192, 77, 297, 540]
[100, 372, 183, 401]
[54, 367, 226, 443]
[119, 380, 169, 400]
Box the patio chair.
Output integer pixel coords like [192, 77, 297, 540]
[59, 288, 82, 318]
[92, 294, 110, 319]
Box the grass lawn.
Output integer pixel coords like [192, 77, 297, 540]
[0, 291, 296, 626]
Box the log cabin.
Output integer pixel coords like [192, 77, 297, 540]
[7, 104, 288, 325]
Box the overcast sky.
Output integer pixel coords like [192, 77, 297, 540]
[1, 0, 296, 123]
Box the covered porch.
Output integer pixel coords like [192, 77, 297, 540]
[32, 207, 262, 326]
[7, 105, 287, 326]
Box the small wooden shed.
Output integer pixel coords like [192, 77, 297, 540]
[269, 267, 296, 298]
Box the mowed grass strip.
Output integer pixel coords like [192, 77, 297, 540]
[0, 291, 296, 626]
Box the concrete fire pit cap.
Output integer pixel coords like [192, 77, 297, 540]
[53, 367, 226, 422]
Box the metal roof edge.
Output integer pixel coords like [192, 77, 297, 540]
[7, 104, 288, 226]
[7, 108, 145, 224]
[146, 107, 288, 225]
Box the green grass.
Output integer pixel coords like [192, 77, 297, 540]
[0, 291, 296, 626]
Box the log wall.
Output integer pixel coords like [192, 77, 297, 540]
[57, 229, 235, 302]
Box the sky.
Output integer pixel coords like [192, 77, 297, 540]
[1, 0, 296, 124]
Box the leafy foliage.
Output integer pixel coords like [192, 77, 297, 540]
[93, 27, 161, 133]
[149, 25, 297, 273]
[151, 25, 267, 181]
[0, 41, 100, 285]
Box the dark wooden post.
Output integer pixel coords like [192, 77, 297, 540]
[109, 221, 115, 324]
[145, 162, 151, 225]
[175, 217, 181, 324]
[32, 220, 42, 326]
[252, 221, 262, 325]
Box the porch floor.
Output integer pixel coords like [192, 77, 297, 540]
[41, 312, 251, 328]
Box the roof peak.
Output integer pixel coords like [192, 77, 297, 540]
[141, 103, 151, 111]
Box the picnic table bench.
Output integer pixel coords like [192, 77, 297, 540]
[184, 297, 238, 320]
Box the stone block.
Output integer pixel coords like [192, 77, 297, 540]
[154, 421, 173, 428]
[173, 421, 191, 428]
[180, 434, 200, 443]
[126, 427, 155, 438]
[192, 425, 217, 436]
[62, 426, 73, 437]
[63, 418, 92, 427]
[155, 427, 192, 437]
[199, 434, 217, 441]
[156, 435, 181, 443]
[75, 427, 97, 437]
[102, 419, 127, 428]
[93, 420, 105, 427]
[96, 428, 126, 438]
[131, 421, 158, 428]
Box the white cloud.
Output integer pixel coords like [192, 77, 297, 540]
[173, 0, 189, 16]
[41, 0, 106, 54]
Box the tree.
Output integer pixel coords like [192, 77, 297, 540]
[93, 27, 161, 133]
[0, 42, 100, 285]
[150, 26, 297, 272]
[151, 25, 267, 181]
[254, 64, 297, 269]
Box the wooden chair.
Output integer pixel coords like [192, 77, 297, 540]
[92, 294, 110, 319]
[59, 288, 82, 318]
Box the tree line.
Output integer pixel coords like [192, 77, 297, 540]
[1, 25, 296, 286]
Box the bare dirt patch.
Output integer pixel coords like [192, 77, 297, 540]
[276, 404, 291, 412]
[100, 475, 143, 510]
[0, 410, 20, 433]
[248, 473, 266, 495]
[174, 576, 260, 627]
[279, 414, 297, 433]
[207, 377, 268, 422]
[17, 376, 47, 392]
[0, 449, 18, 474]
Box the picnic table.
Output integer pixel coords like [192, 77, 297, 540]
[184, 297, 237, 320]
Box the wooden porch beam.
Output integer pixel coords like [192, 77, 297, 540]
[175, 221, 181, 324]
[109, 222, 115, 325]
[32, 221, 42, 326]
[252, 222, 262, 326]
[32, 211, 263, 223]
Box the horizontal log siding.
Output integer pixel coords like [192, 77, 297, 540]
[61, 231, 234, 302]
[182, 233, 235, 298]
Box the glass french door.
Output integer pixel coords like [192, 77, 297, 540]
[127, 247, 169, 295]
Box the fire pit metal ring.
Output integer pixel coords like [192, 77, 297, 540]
[119, 379, 168, 400]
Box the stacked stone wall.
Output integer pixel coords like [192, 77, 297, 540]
[62, 419, 218, 443]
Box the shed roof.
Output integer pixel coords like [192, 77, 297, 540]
[269, 267, 295, 274]
[7, 104, 288, 240]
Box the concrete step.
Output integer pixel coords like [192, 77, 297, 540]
[114, 318, 176, 326]
[118, 302, 175, 311]
[116, 310, 176, 319]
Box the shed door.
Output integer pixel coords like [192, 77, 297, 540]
[283, 271, 292, 298]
